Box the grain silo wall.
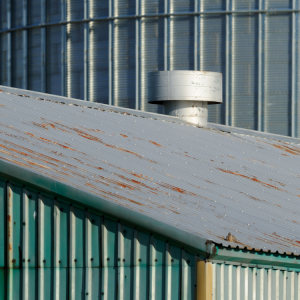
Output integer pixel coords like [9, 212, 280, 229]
[0, 0, 299, 137]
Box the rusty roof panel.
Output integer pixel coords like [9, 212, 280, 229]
[0, 87, 300, 255]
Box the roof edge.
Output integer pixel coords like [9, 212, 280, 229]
[0, 86, 189, 126]
[2, 85, 299, 144]
[208, 123, 300, 144]
[0, 158, 211, 256]
[208, 245, 300, 270]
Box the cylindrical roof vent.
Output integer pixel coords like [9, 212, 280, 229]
[148, 71, 222, 127]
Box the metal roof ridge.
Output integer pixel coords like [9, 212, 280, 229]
[208, 123, 300, 145]
[1, 85, 300, 145]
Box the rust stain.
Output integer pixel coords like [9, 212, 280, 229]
[205, 180, 214, 184]
[31, 122, 56, 130]
[159, 182, 197, 196]
[227, 155, 235, 159]
[217, 168, 284, 191]
[272, 143, 300, 156]
[0, 105, 4, 107]
[7, 215, 11, 222]
[281, 153, 288, 156]
[292, 220, 300, 224]
[9, 244, 12, 251]
[149, 140, 163, 147]
[84, 182, 144, 206]
[120, 134, 128, 138]
[38, 137, 76, 151]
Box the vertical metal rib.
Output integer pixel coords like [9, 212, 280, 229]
[84, 211, 91, 297]
[37, 194, 44, 300]
[181, 249, 188, 300]
[225, 0, 232, 126]
[84, 0, 89, 101]
[7, 0, 11, 87]
[69, 205, 75, 300]
[22, 0, 27, 90]
[117, 223, 124, 300]
[291, 0, 297, 137]
[194, 0, 198, 70]
[165, 242, 171, 300]
[149, 235, 155, 299]
[53, 200, 60, 300]
[108, 0, 114, 105]
[133, 229, 139, 300]
[101, 217, 108, 300]
[7, 184, 13, 300]
[41, 0, 46, 93]
[61, 0, 66, 96]
[135, 0, 140, 110]
[22, 188, 28, 300]
[164, 0, 168, 71]
[258, 0, 265, 132]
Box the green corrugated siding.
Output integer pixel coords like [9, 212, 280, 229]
[0, 178, 198, 299]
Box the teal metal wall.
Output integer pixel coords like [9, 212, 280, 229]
[0, 178, 198, 299]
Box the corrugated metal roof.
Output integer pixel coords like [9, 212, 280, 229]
[0, 86, 300, 256]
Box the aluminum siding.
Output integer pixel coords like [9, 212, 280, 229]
[0, 178, 197, 299]
[211, 262, 300, 300]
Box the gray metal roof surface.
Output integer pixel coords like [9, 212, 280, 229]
[1, 86, 300, 255]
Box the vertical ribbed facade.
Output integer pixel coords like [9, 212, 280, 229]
[211, 262, 300, 299]
[0, 0, 299, 137]
[0, 178, 198, 299]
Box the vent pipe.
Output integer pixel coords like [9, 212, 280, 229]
[148, 71, 222, 127]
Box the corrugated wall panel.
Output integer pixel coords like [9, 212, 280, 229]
[141, 0, 164, 14]
[114, 19, 136, 108]
[0, 34, 8, 86]
[66, 0, 84, 100]
[11, 31, 23, 88]
[233, 0, 258, 10]
[265, 14, 292, 136]
[66, 23, 84, 100]
[115, 0, 135, 16]
[1, 0, 7, 30]
[140, 17, 164, 113]
[28, 0, 41, 25]
[90, 0, 109, 17]
[150, 236, 166, 299]
[28, 28, 42, 92]
[89, 21, 109, 103]
[212, 262, 300, 300]
[170, 16, 194, 71]
[171, 0, 194, 12]
[0, 0, 7, 86]
[1, 179, 198, 299]
[232, 14, 258, 130]
[11, 0, 22, 28]
[0, 180, 6, 300]
[46, 26, 62, 96]
[22, 188, 38, 300]
[201, 15, 226, 124]
[46, 0, 61, 23]
[266, 0, 292, 9]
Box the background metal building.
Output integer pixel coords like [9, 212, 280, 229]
[0, 0, 299, 137]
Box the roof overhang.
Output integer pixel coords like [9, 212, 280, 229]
[1, 158, 300, 270]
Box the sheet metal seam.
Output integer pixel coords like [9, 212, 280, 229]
[3, 9, 300, 34]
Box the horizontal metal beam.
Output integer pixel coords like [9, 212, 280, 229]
[1, 9, 300, 34]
